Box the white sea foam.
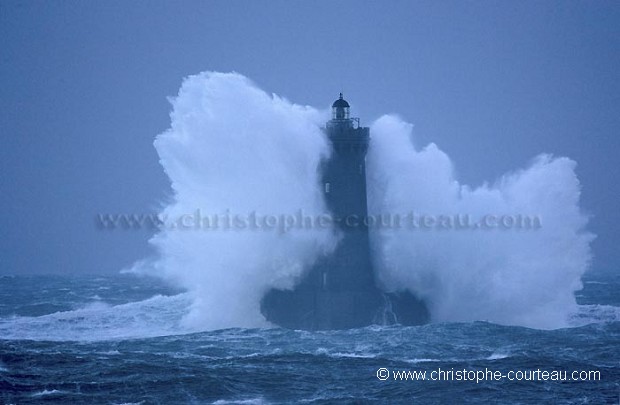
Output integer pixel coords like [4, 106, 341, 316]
[486, 352, 511, 360]
[213, 398, 268, 405]
[31, 389, 64, 397]
[132, 72, 595, 331]
[133, 72, 338, 331]
[367, 115, 594, 329]
[0, 293, 193, 341]
[405, 358, 441, 363]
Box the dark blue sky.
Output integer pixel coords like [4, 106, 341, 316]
[1, 1, 618, 274]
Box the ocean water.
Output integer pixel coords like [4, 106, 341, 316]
[0, 271, 618, 404]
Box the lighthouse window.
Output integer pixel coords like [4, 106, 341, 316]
[325, 182, 331, 193]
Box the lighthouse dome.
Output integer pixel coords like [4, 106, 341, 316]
[331, 93, 350, 120]
[332, 93, 350, 108]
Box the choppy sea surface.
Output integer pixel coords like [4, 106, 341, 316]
[0, 271, 618, 404]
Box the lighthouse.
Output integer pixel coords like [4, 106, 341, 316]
[261, 94, 428, 330]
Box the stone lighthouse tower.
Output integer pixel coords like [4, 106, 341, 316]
[318, 94, 376, 294]
[261, 94, 428, 330]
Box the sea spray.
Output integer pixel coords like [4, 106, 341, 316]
[141, 72, 594, 330]
[367, 115, 595, 328]
[143, 72, 338, 330]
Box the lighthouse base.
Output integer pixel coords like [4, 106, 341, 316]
[261, 285, 429, 330]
